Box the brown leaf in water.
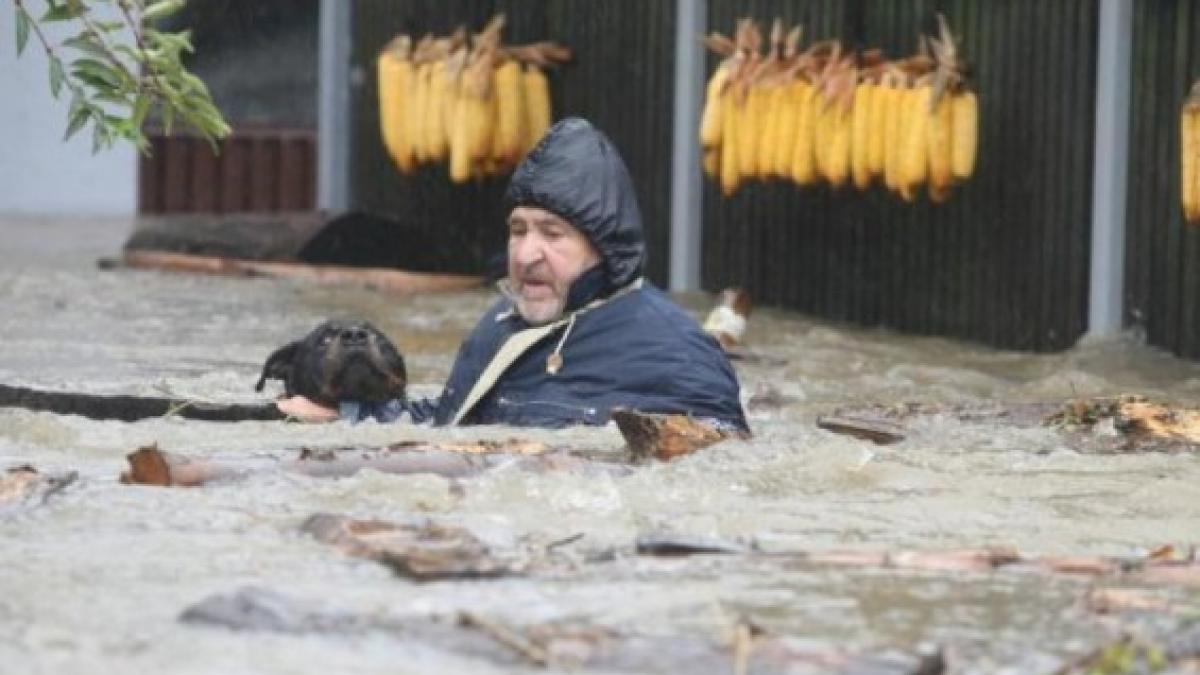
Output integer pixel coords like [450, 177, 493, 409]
[120, 444, 173, 486]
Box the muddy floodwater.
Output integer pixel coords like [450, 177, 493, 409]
[2, 215, 1199, 674]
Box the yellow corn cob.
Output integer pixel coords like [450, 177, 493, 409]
[899, 84, 931, 192]
[773, 80, 804, 177]
[720, 87, 741, 196]
[377, 46, 413, 174]
[851, 83, 874, 189]
[758, 83, 786, 178]
[523, 64, 551, 152]
[813, 93, 831, 180]
[790, 83, 817, 185]
[466, 63, 495, 162]
[492, 59, 525, 163]
[824, 99, 852, 188]
[883, 82, 905, 191]
[950, 89, 978, 180]
[1183, 102, 1200, 223]
[425, 59, 450, 162]
[738, 86, 765, 179]
[927, 89, 954, 197]
[867, 78, 888, 176]
[411, 61, 432, 164]
[448, 78, 473, 183]
[700, 64, 730, 149]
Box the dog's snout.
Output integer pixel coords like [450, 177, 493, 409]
[340, 327, 369, 345]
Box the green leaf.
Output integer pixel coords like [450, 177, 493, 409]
[15, 9, 30, 56]
[64, 97, 91, 141]
[91, 122, 108, 154]
[72, 57, 126, 89]
[130, 96, 151, 129]
[49, 57, 65, 97]
[41, 2, 86, 22]
[63, 34, 109, 60]
[141, 0, 185, 24]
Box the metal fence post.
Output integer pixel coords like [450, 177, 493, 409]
[669, 0, 705, 291]
[1088, 0, 1133, 335]
[318, 0, 352, 212]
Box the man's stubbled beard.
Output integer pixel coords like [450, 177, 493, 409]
[502, 262, 568, 326]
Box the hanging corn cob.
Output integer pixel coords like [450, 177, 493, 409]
[700, 13, 976, 204]
[375, 14, 570, 182]
[1181, 81, 1200, 224]
[377, 36, 415, 174]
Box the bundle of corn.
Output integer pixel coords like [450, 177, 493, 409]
[1182, 81, 1200, 224]
[700, 14, 977, 203]
[376, 15, 570, 182]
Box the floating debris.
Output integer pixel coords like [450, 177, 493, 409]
[120, 440, 558, 487]
[0, 382, 284, 422]
[0, 464, 77, 515]
[301, 513, 526, 580]
[635, 532, 750, 556]
[612, 408, 743, 461]
[816, 415, 907, 445]
[1047, 395, 1200, 452]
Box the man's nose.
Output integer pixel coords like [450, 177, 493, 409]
[510, 234, 545, 265]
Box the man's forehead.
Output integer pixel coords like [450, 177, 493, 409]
[509, 206, 569, 226]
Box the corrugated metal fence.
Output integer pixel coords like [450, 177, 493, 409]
[349, 0, 676, 278]
[1125, 0, 1200, 359]
[702, 0, 1099, 352]
[139, 130, 316, 214]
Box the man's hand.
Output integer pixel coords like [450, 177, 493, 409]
[276, 396, 339, 423]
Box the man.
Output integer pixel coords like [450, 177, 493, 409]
[280, 117, 747, 431]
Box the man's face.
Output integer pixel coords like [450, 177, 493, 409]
[507, 206, 601, 325]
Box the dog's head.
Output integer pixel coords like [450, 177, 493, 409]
[255, 319, 407, 407]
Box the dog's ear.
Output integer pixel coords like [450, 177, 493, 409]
[255, 342, 300, 392]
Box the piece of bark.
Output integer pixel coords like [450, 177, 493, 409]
[612, 408, 738, 461]
[117, 250, 483, 295]
[0, 383, 285, 423]
[302, 513, 524, 580]
[816, 415, 907, 445]
[121, 441, 560, 487]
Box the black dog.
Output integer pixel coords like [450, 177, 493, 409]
[255, 320, 407, 407]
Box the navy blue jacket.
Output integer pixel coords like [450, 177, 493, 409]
[342, 117, 748, 431]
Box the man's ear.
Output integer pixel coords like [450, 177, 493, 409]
[255, 342, 299, 392]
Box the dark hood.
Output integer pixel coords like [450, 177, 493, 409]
[504, 117, 646, 288]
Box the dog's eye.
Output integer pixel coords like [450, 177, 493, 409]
[319, 335, 333, 346]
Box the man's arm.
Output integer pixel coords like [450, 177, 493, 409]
[276, 396, 339, 422]
[275, 395, 440, 424]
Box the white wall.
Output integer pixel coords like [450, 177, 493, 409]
[0, 7, 136, 216]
